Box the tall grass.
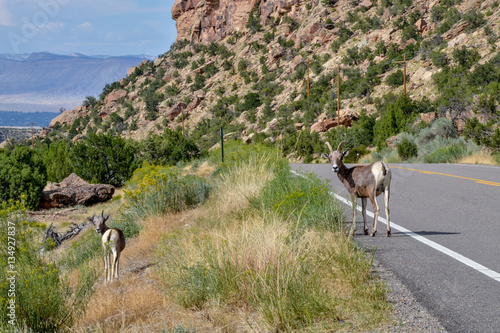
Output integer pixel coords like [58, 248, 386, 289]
[0, 199, 98, 332]
[155, 144, 391, 331]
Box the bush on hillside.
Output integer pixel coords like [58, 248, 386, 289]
[343, 145, 370, 163]
[41, 139, 75, 182]
[0, 200, 97, 332]
[140, 128, 200, 166]
[117, 163, 211, 235]
[70, 132, 138, 187]
[373, 94, 418, 149]
[397, 136, 418, 160]
[0, 146, 47, 210]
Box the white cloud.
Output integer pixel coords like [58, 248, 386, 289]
[0, 0, 14, 26]
[76, 21, 94, 32]
[39, 21, 65, 33]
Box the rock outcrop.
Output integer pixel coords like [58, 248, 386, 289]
[311, 114, 358, 133]
[171, 0, 316, 44]
[39, 173, 115, 210]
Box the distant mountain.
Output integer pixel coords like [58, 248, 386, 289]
[0, 52, 154, 112]
[0, 111, 57, 127]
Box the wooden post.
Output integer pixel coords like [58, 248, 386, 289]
[396, 54, 408, 95]
[403, 54, 407, 95]
[337, 65, 340, 126]
[182, 109, 184, 137]
[220, 126, 224, 163]
[306, 59, 310, 110]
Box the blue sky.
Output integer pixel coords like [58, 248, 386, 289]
[0, 0, 177, 56]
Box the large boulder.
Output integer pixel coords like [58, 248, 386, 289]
[39, 173, 115, 210]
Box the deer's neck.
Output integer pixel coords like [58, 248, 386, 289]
[337, 163, 350, 180]
[99, 224, 110, 236]
[337, 163, 356, 193]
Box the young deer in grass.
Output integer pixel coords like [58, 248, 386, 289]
[323, 141, 392, 237]
[88, 211, 126, 283]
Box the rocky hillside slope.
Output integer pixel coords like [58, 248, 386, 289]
[47, 0, 500, 154]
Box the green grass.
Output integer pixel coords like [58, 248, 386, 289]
[155, 143, 392, 331]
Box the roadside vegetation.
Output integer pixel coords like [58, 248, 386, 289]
[2, 0, 500, 330]
[0, 143, 396, 332]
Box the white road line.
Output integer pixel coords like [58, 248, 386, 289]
[291, 170, 500, 283]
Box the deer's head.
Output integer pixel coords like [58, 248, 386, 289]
[322, 141, 349, 173]
[87, 211, 110, 234]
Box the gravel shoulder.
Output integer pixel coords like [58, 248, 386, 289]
[369, 259, 448, 333]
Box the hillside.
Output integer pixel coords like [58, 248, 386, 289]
[46, 0, 500, 160]
[0, 52, 153, 113]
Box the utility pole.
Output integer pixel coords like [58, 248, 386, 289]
[330, 66, 341, 126]
[337, 65, 340, 126]
[306, 59, 310, 110]
[396, 54, 408, 95]
[220, 126, 224, 163]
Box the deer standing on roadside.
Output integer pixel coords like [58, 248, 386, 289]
[323, 141, 392, 237]
[88, 211, 126, 283]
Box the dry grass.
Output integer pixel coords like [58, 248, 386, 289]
[66, 153, 391, 332]
[72, 209, 225, 332]
[73, 207, 262, 333]
[207, 154, 275, 217]
[458, 150, 498, 165]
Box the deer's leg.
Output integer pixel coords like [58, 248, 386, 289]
[384, 187, 391, 237]
[349, 194, 357, 238]
[369, 194, 379, 237]
[113, 250, 121, 279]
[104, 253, 109, 284]
[361, 197, 368, 235]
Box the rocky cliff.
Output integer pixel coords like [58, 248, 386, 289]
[40, 0, 500, 155]
[172, 0, 312, 44]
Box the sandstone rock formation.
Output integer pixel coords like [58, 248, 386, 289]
[311, 114, 358, 133]
[39, 173, 115, 210]
[171, 0, 316, 44]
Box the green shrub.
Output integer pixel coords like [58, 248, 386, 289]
[70, 132, 138, 187]
[343, 145, 370, 163]
[493, 153, 500, 165]
[0, 146, 47, 210]
[452, 46, 480, 69]
[423, 145, 466, 163]
[140, 128, 200, 166]
[59, 229, 102, 270]
[463, 9, 486, 32]
[42, 140, 74, 182]
[156, 144, 389, 331]
[246, 2, 262, 33]
[430, 51, 449, 68]
[385, 70, 405, 87]
[397, 137, 418, 160]
[257, 167, 344, 233]
[118, 163, 211, 231]
[0, 200, 97, 332]
[373, 94, 418, 149]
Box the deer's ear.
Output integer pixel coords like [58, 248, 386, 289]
[321, 153, 330, 160]
[104, 215, 110, 222]
[87, 216, 94, 222]
[343, 150, 350, 157]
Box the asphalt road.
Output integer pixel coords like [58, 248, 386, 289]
[291, 163, 500, 333]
